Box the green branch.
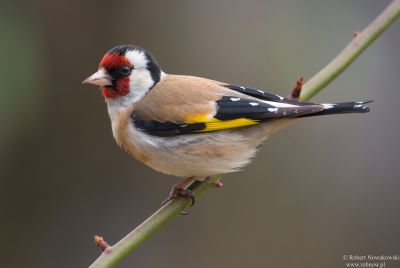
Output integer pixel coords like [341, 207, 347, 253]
[89, 1, 400, 267]
[300, 0, 400, 101]
[89, 176, 220, 268]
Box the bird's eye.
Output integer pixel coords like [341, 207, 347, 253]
[118, 66, 132, 76]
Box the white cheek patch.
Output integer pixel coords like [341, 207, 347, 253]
[128, 69, 154, 101]
[106, 68, 157, 111]
[125, 49, 148, 69]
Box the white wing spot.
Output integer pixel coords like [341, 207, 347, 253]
[322, 103, 335, 109]
[268, 108, 278, 112]
[257, 90, 264, 94]
[230, 98, 241, 102]
[240, 86, 246, 90]
[249, 102, 259, 106]
[263, 100, 298, 108]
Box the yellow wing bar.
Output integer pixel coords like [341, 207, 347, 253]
[185, 114, 260, 132]
[200, 118, 259, 132]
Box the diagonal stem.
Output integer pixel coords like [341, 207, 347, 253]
[89, 1, 400, 267]
[300, 0, 400, 101]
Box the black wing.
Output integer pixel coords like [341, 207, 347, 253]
[132, 96, 323, 137]
[223, 84, 315, 105]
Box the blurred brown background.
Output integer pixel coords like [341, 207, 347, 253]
[1, 0, 400, 267]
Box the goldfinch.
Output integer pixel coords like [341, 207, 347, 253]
[83, 45, 372, 204]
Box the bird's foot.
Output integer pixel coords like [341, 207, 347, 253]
[162, 177, 197, 214]
[162, 187, 195, 207]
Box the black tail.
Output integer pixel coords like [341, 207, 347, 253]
[301, 100, 373, 117]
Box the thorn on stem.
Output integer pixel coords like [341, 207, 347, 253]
[212, 180, 224, 188]
[353, 31, 361, 37]
[94, 235, 111, 253]
[290, 76, 304, 100]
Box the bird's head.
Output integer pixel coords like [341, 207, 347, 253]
[83, 45, 162, 101]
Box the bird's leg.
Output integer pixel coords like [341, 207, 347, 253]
[162, 176, 197, 207]
[289, 76, 304, 100]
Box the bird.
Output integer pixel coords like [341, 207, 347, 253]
[83, 44, 372, 206]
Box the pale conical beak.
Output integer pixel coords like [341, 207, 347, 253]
[82, 68, 112, 86]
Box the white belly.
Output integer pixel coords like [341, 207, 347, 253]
[118, 122, 277, 177]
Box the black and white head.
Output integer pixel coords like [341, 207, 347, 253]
[83, 45, 164, 107]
